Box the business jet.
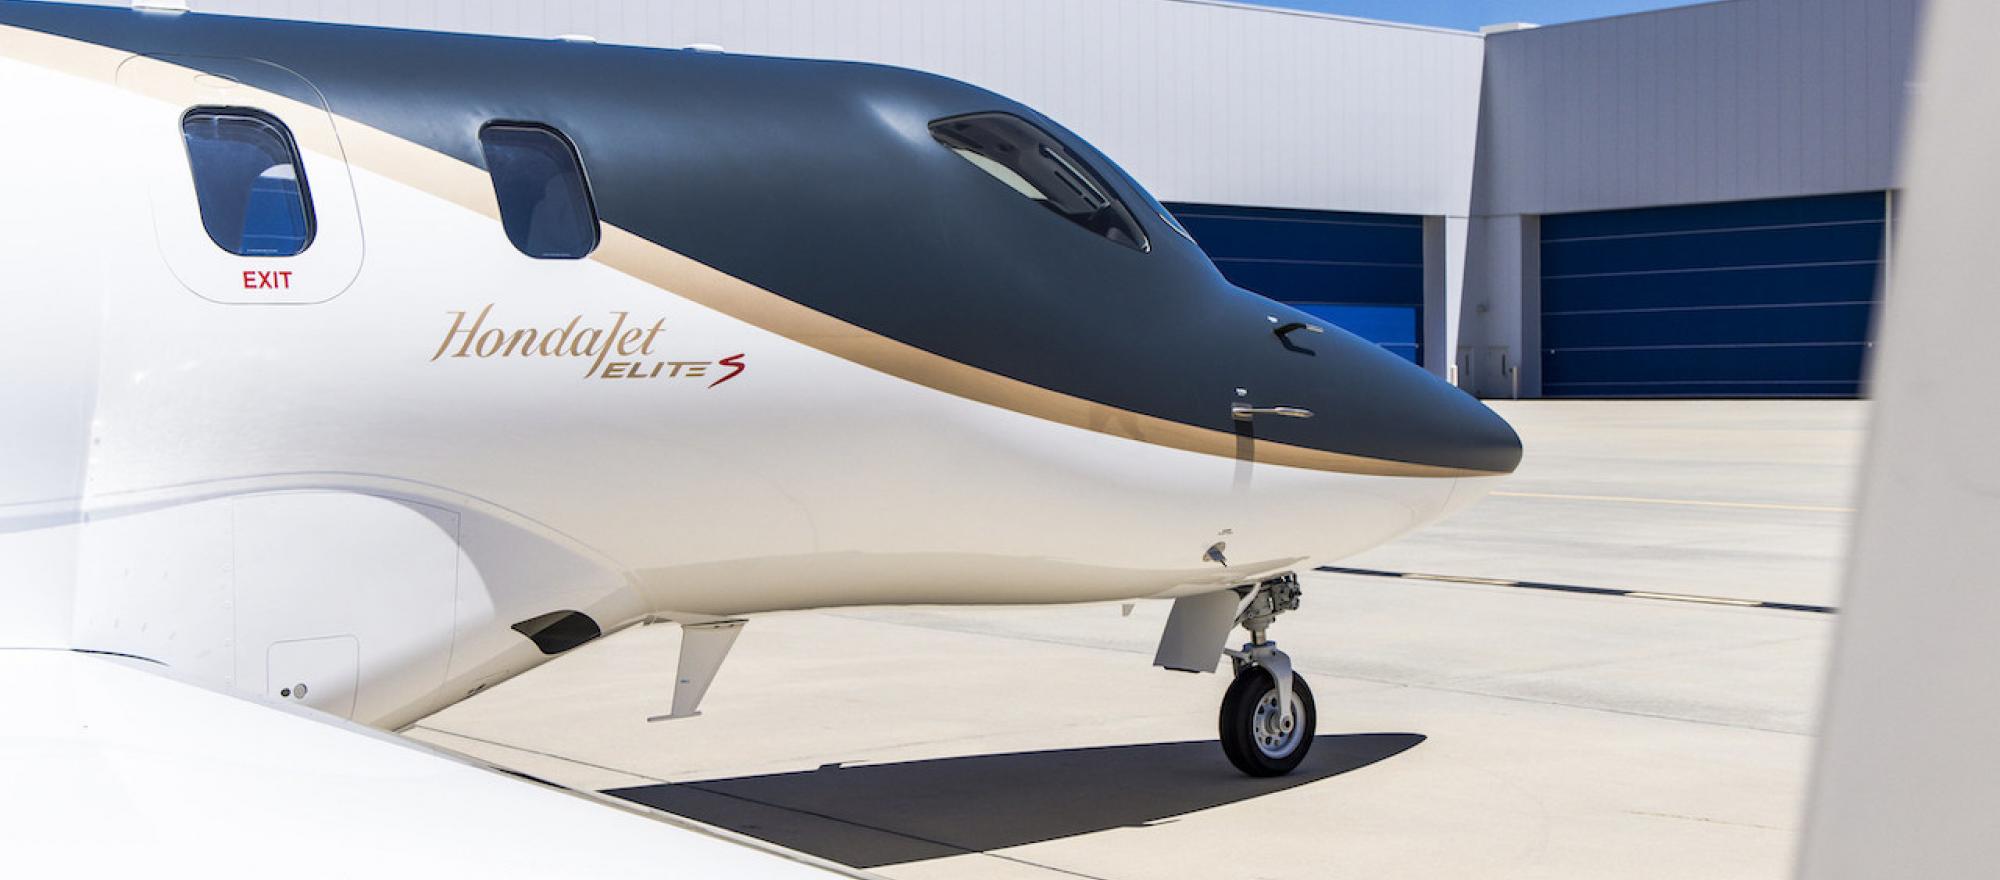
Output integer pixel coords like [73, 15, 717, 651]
[0, 0, 1519, 871]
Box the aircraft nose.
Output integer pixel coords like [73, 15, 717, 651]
[1353, 357, 1522, 476]
[1238, 312, 1522, 477]
[1391, 362, 1522, 476]
[1442, 388, 1522, 476]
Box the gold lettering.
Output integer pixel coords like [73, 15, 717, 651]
[501, 328, 538, 356]
[433, 307, 684, 379]
[616, 327, 645, 355]
[584, 312, 628, 378]
[540, 316, 580, 356]
[475, 328, 506, 357]
[432, 304, 492, 361]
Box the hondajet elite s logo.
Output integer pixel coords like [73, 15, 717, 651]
[432, 304, 747, 385]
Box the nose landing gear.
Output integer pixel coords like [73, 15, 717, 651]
[1218, 574, 1315, 776]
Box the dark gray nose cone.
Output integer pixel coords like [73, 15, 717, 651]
[1238, 316, 1524, 475]
[1396, 374, 1524, 476]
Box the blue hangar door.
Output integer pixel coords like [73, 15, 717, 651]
[1164, 203, 1424, 364]
[1540, 192, 1887, 397]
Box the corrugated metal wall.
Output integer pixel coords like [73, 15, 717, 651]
[1539, 191, 1886, 397]
[1474, 0, 1920, 216]
[1461, 0, 1916, 399]
[150, 0, 1486, 218]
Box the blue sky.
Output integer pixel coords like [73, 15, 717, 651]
[1254, 0, 1718, 31]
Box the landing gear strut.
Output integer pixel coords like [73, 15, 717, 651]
[1217, 574, 1315, 776]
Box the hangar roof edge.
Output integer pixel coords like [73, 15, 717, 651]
[1159, 0, 1485, 38]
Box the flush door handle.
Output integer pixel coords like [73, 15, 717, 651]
[1231, 404, 1315, 422]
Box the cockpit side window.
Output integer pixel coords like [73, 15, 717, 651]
[930, 113, 1150, 252]
[181, 108, 315, 257]
[478, 123, 600, 259]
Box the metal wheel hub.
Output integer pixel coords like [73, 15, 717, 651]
[1251, 687, 1303, 758]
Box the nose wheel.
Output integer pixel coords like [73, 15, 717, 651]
[1220, 665, 1316, 776]
[1216, 573, 1313, 776]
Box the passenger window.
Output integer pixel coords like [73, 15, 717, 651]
[181, 108, 315, 257]
[930, 113, 1149, 252]
[478, 123, 599, 259]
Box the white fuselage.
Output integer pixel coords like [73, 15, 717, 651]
[0, 25, 1502, 729]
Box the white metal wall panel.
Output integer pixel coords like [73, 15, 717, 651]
[1474, 0, 1920, 216]
[118, 0, 1485, 217]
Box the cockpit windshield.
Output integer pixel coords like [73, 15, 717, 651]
[930, 112, 1151, 252]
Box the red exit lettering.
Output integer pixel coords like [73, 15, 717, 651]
[242, 270, 294, 290]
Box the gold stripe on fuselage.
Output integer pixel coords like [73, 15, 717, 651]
[0, 24, 1498, 479]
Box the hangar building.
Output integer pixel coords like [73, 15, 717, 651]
[92, 0, 1921, 398]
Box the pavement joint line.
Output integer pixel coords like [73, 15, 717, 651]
[1357, 676, 1813, 736]
[1432, 633, 1819, 687]
[826, 609, 1814, 735]
[1491, 490, 1854, 514]
[1625, 809, 1789, 832]
[1318, 565, 1839, 615]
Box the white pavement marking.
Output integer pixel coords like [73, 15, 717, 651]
[1491, 490, 1854, 514]
[1622, 591, 1765, 607]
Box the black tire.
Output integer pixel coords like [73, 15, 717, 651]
[1218, 667, 1316, 777]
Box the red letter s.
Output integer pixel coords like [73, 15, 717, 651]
[709, 353, 746, 388]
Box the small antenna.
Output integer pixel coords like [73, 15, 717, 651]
[131, 0, 189, 12]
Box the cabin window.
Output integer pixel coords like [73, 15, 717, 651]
[181, 108, 315, 257]
[930, 113, 1149, 252]
[478, 123, 600, 259]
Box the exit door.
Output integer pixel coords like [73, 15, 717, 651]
[115, 53, 363, 304]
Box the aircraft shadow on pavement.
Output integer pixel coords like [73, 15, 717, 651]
[606, 733, 1424, 868]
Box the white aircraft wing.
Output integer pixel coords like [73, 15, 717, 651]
[0, 649, 862, 878]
